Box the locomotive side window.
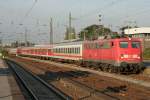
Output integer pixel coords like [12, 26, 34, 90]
[120, 42, 128, 48]
[132, 42, 140, 48]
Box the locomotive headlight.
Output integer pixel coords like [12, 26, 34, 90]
[121, 54, 140, 59]
[121, 54, 124, 58]
[121, 54, 128, 58]
[133, 54, 140, 59]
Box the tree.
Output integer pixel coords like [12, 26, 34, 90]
[78, 24, 111, 40]
[64, 27, 76, 40]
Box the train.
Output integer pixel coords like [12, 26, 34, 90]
[16, 37, 145, 74]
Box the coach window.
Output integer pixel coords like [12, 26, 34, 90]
[66, 48, 68, 53]
[77, 48, 79, 54]
[62, 48, 64, 53]
[76, 48, 78, 54]
[57, 48, 59, 53]
[66, 48, 67, 53]
[89, 43, 92, 49]
[120, 42, 128, 48]
[60, 48, 62, 53]
[65, 48, 66, 53]
[64, 48, 65, 53]
[72, 48, 74, 54]
[85, 44, 88, 49]
[84, 44, 86, 49]
[54, 49, 56, 53]
[62, 48, 63, 53]
[70, 48, 72, 54]
[59, 48, 61, 53]
[58, 48, 60, 53]
[67, 48, 68, 53]
[73, 48, 75, 54]
[74, 48, 76, 54]
[75, 48, 77, 54]
[48, 49, 51, 53]
[78, 48, 80, 54]
[91, 43, 94, 49]
[72, 48, 73, 54]
[68, 48, 70, 53]
[56, 48, 58, 53]
[92, 43, 95, 49]
[95, 43, 99, 49]
[69, 48, 71, 54]
[102, 42, 110, 49]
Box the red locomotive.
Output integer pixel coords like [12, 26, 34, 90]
[17, 37, 145, 74]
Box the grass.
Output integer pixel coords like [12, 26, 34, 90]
[143, 48, 150, 60]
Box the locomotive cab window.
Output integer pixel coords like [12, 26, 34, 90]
[132, 42, 140, 48]
[120, 42, 128, 48]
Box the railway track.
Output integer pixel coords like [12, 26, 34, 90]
[5, 59, 72, 100]
[8, 57, 150, 99]
[61, 71, 121, 100]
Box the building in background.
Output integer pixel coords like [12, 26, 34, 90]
[124, 27, 150, 48]
[124, 27, 150, 41]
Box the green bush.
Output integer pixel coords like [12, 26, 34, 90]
[0, 49, 8, 58]
[143, 48, 150, 59]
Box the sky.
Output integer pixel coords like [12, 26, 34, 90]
[0, 0, 150, 44]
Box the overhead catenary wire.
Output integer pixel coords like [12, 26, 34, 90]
[76, 0, 124, 20]
[123, 8, 150, 22]
[19, 0, 38, 24]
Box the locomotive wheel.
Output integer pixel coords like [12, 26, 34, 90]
[103, 64, 109, 72]
[98, 63, 103, 71]
[108, 68, 112, 73]
[107, 65, 112, 73]
[116, 67, 121, 74]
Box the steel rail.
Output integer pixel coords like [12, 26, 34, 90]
[5, 59, 72, 100]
